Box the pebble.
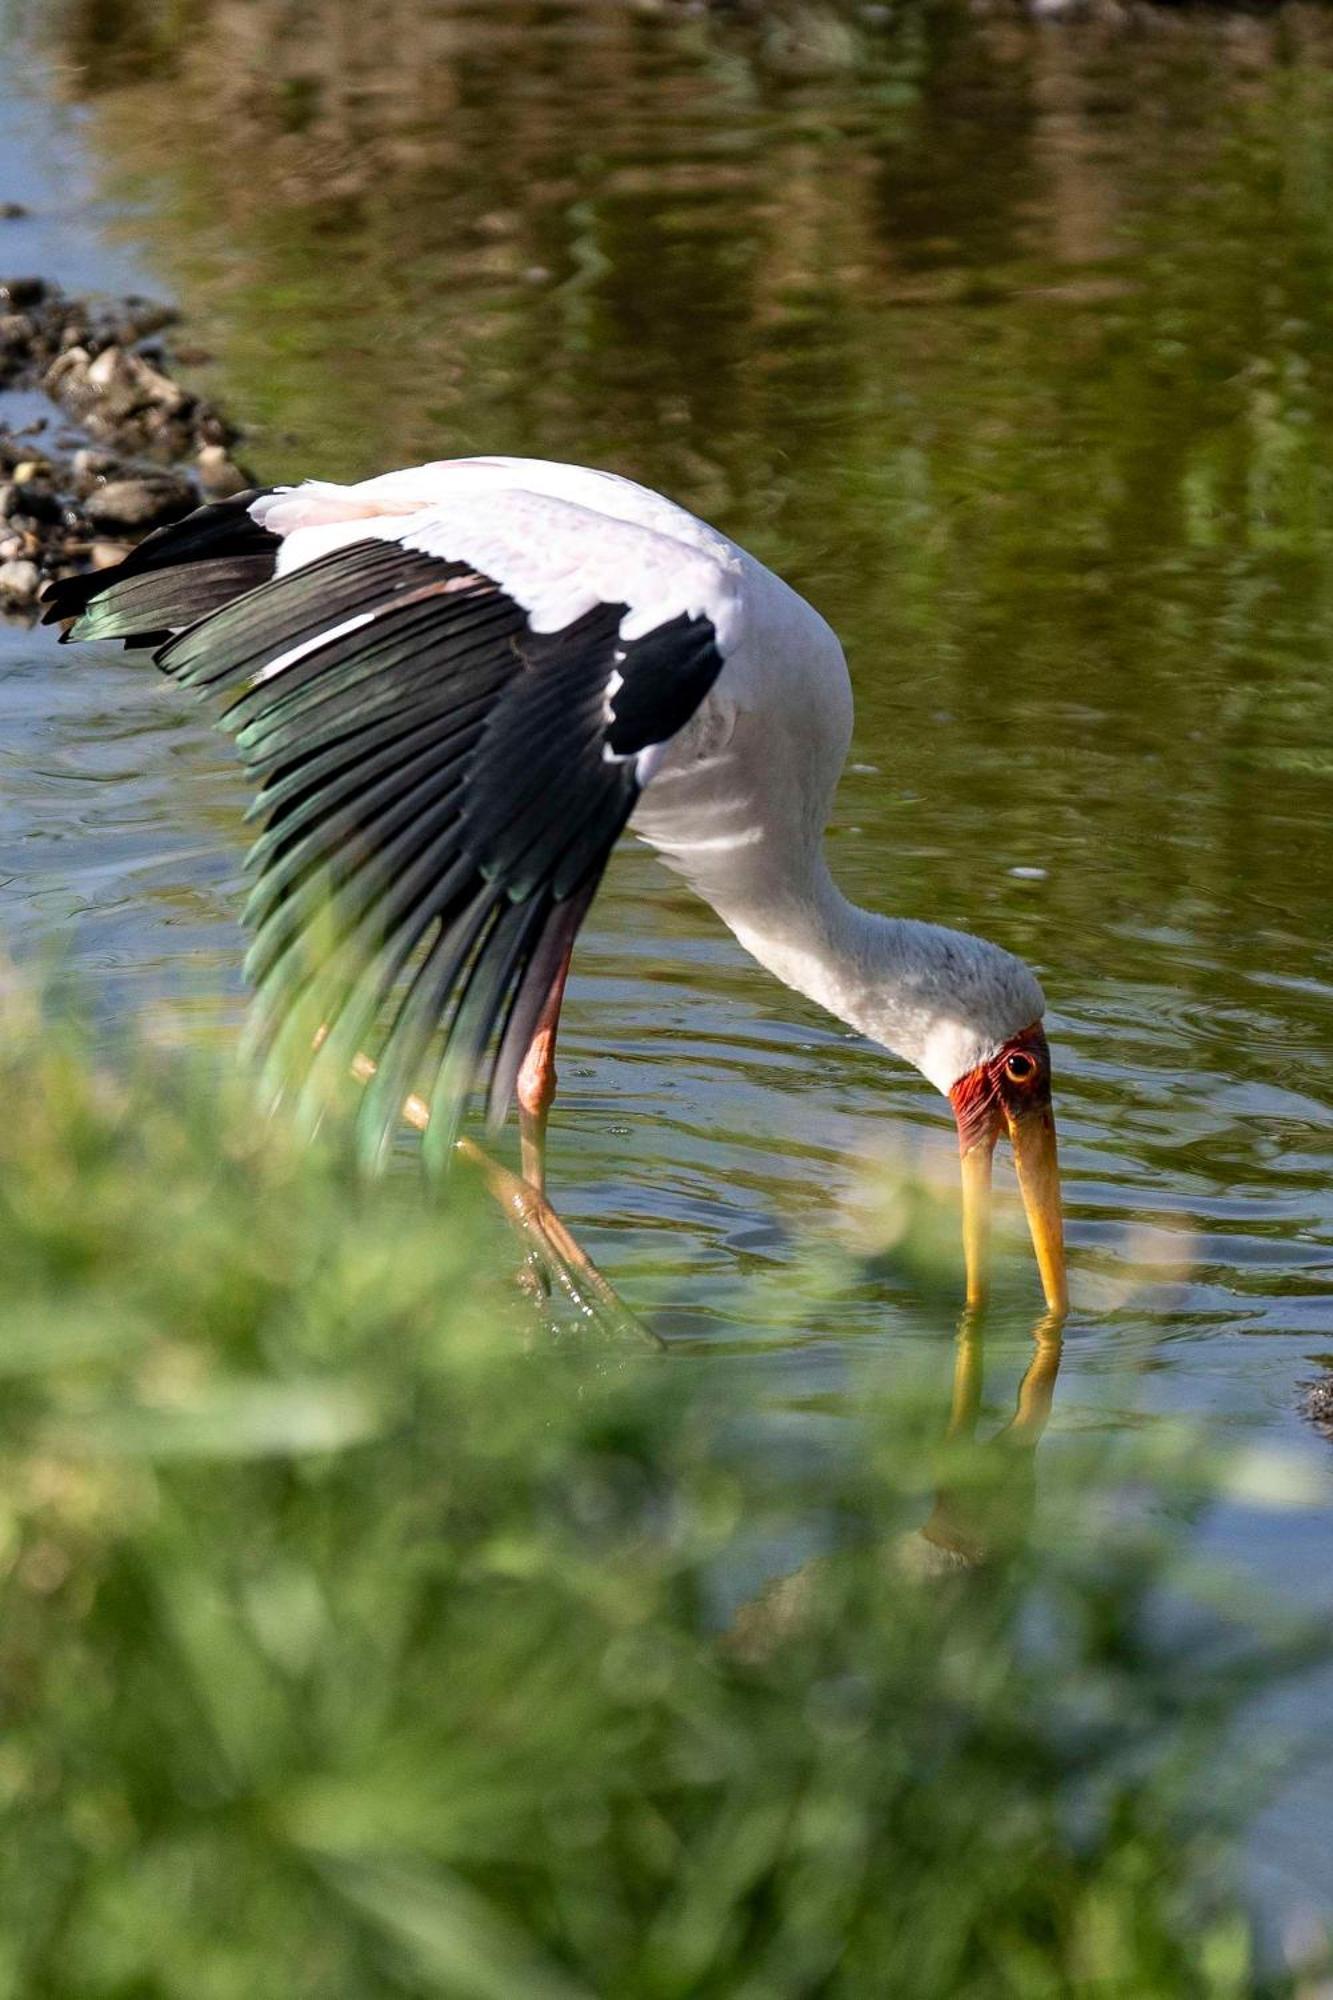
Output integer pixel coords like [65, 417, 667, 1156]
[71, 446, 124, 490]
[1008, 865, 1049, 882]
[84, 472, 196, 530]
[0, 202, 29, 220]
[7, 479, 62, 524]
[0, 558, 41, 605]
[85, 344, 189, 418]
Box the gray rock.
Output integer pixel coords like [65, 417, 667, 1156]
[82, 345, 139, 414]
[44, 346, 91, 395]
[85, 344, 189, 420]
[72, 447, 124, 485]
[0, 276, 45, 309]
[7, 479, 61, 525]
[84, 472, 196, 530]
[0, 558, 40, 604]
[140, 406, 194, 451]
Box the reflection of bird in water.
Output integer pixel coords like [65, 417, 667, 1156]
[45, 456, 1066, 1319]
[729, 1315, 1065, 1658]
[901, 1312, 1064, 1576]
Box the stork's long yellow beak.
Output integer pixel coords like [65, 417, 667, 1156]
[961, 1137, 995, 1312]
[960, 1109, 1068, 1318]
[1008, 1104, 1068, 1317]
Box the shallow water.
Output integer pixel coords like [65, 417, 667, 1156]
[4, 0, 1333, 1926]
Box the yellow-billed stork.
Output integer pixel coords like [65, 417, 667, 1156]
[44, 456, 1067, 1317]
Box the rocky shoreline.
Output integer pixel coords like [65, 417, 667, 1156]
[0, 275, 251, 614]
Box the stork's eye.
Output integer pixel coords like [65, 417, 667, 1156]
[1004, 1051, 1038, 1084]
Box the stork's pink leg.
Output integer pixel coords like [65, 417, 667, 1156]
[505, 948, 652, 1337]
[515, 946, 574, 1199]
[341, 951, 652, 1339]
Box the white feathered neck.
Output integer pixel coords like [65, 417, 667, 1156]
[717, 856, 1046, 1096]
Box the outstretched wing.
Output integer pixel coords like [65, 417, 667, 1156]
[51, 488, 736, 1167]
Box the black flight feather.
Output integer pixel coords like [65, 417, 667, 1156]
[40, 489, 279, 646]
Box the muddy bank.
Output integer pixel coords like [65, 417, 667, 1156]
[0, 275, 250, 612]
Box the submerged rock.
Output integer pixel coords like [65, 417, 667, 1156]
[1303, 1376, 1333, 1439]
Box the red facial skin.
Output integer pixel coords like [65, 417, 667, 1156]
[948, 1023, 1053, 1154]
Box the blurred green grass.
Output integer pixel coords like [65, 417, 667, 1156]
[0, 971, 1325, 1999]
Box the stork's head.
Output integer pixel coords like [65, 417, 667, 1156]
[947, 1021, 1066, 1317]
[897, 935, 1067, 1317]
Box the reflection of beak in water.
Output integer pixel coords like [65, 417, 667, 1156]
[906, 1309, 1064, 1575]
[727, 1310, 1064, 1658]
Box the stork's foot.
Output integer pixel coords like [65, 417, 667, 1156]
[340, 1039, 652, 1343]
[455, 1138, 658, 1347]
